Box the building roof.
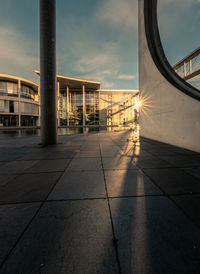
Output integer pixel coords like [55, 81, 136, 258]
[100, 89, 139, 95]
[35, 70, 100, 90]
[0, 73, 39, 90]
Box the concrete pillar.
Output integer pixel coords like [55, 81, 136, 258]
[38, 86, 41, 127]
[184, 61, 186, 77]
[18, 80, 21, 127]
[190, 60, 192, 74]
[67, 86, 69, 126]
[69, 92, 72, 112]
[57, 81, 60, 126]
[40, 0, 57, 144]
[82, 85, 86, 126]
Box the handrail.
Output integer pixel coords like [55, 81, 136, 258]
[143, 0, 200, 101]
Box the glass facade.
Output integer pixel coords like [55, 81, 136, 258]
[21, 115, 37, 127]
[69, 90, 83, 126]
[59, 89, 68, 126]
[0, 77, 39, 128]
[21, 85, 36, 100]
[0, 81, 38, 100]
[0, 75, 138, 128]
[20, 102, 39, 115]
[99, 92, 138, 126]
[58, 87, 138, 127]
[59, 89, 100, 126]
[0, 100, 18, 113]
[0, 115, 19, 127]
[86, 91, 99, 125]
[0, 115, 36, 127]
[0, 81, 18, 97]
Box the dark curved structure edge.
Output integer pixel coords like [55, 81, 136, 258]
[143, 0, 200, 101]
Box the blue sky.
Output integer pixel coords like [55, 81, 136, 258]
[0, 0, 199, 89]
[158, 0, 200, 65]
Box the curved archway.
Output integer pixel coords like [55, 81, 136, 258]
[143, 0, 200, 101]
[139, 0, 200, 152]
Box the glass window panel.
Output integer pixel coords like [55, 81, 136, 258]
[0, 100, 4, 111]
[69, 90, 83, 126]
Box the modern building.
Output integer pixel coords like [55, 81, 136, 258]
[36, 71, 139, 127]
[0, 72, 139, 128]
[0, 74, 40, 127]
[99, 90, 139, 127]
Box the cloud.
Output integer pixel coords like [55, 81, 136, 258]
[57, 18, 120, 87]
[73, 53, 116, 74]
[56, 5, 138, 89]
[72, 53, 119, 88]
[95, 0, 138, 30]
[117, 74, 136, 80]
[0, 26, 39, 82]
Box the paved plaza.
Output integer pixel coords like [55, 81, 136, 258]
[0, 130, 200, 273]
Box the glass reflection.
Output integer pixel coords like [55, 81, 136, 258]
[99, 91, 138, 126]
[86, 91, 99, 125]
[0, 81, 18, 97]
[58, 88, 139, 127]
[21, 85, 36, 100]
[69, 90, 83, 126]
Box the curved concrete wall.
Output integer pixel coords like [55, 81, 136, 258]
[139, 0, 200, 152]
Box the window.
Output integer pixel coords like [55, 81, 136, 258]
[9, 101, 14, 113]
[21, 85, 35, 100]
[0, 100, 4, 112]
[0, 81, 18, 96]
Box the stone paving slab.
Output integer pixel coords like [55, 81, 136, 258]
[0, 174, 18, 187]
[120, 147, 152, 157]
[48, 170, 106, 200]
[0, 160, 38, 174]
[0, 172, 62, 204]
[80, 145, 100, 151]
[17, 151, 52, 160]
[67, 157, 102, 171]
[74, 150, 101, 158]
[0, 202, 41, 265]
[0, 131, 200, 273]
[134, 155, 173, 168]
[0, 200, 118, 274]
[171, 194, 200, 227]
[25, 159, 71, 173]
[143, 168, 200, 195]
[101, 149, 121, 158]
[110, 196, 200, 274]
[105, 170, 162, 197]
[157, 155, 200, 167]
[0, 162, 8, 168]
[100, 145, 120, 150]
[0, 153, 24, 162]
[18, 151, 76, 160]
[103, 156, 138, 170]
[182, 167, 200, 179]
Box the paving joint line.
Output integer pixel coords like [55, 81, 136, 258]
[99, 143, 122, 274]
[0, 145, 76, 270]
[112, 133, 200, 230]
[141, 168, 200, 230]
[0, 197, 108, 207]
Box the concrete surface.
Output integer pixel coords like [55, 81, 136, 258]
[139, 0, 200, 152]
[0, 130, 200, 273]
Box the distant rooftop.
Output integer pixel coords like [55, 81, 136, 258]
[35, 70, 100, 90]
[0, 73, 39, 90]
